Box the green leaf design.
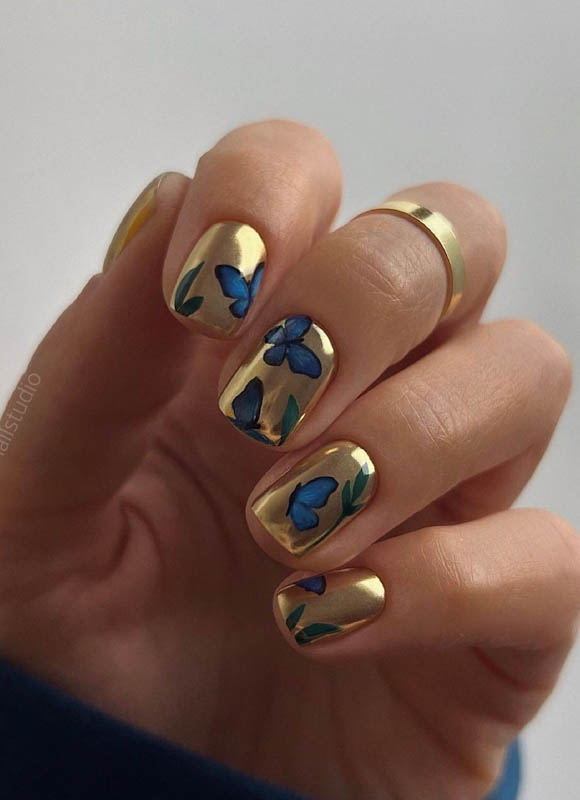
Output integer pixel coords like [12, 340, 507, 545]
[295, 622, 341, 645]
[351, 463, 369, 502]
[325, 511, 346, 537]
[176, 295, 204, 316]
[174, 262, 204, 310]
[341, 480, 351, 510]
[285, 603, 306, 632]
[278, 394, 300, 445]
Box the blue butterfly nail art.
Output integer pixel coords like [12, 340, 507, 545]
[263, 315, 322, 378]
[286, 476, 338, 531]
[295, 575, 327, 595]
[229, 377, 273, 445]
[215, 262, 264, 318]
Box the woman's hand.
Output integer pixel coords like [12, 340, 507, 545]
[0, 121, 577, 800]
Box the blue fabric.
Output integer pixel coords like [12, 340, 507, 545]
[0, 658, 519, 799]
[485, 740, 521, 800]
[0, 659, 302, 799]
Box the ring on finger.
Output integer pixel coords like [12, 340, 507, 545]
[357, 200, 465, 318]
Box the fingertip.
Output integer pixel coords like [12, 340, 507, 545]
[103, 171, 189, 274]
[272, 565, 387, 660]
[162, 120, 343, 341]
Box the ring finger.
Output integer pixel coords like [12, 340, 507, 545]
[247, 319, 571, 568]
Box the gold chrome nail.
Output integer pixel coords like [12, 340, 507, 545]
[276, 568, 385, 646]
[103, 174, 167, 272]
[170, 222, 266, 335]
[252, 441, 376, 555]
[218, 315, 335, 446]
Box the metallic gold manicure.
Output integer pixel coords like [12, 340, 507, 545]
[252, 441, 376, 556]
[170, 222, 266, 335]
[276, 568, 385, 646]
[103, 173, 167, 272]
[218, 315, 335, 446]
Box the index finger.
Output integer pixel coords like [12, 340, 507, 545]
[162, 120, 342, 338]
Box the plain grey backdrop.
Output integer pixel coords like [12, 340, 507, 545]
[1, 2, 578, 797]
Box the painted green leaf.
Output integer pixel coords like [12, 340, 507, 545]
[351, 463, 369, 502]
[285, 603, 306, 632]
[279, 394, 300, 444]
[176, 295, 204, 316]
[174, 261, 204, 310]
[341, 480, 351, 510]
[346, 502, 363, 516]
[295, 622, 341, 645]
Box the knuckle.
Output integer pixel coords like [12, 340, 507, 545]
[540, 331, 572, 394]
[203, 120, 336, 182]
[539, 510, 580, 566]
[535, 509, 580, 615]
[222, 119, 331, 150]
[494, 316, 540, 341]
[395, 375, 469, 478]
[332, 221, 438, 325]
[424, 528, 474, 605]
[494, 319, 573, 396]
[199, 140, 292, 179]
[197, 139, 326, 216]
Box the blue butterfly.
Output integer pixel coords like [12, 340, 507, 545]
[263, 315, 322, 378]
[215, 262, 264, 318]
[229, 377, 272, 445]
[286, 476, 338, 531]
[295, 575, 327, 595]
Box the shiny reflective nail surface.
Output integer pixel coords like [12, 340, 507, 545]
[276, 568, 385, 646]
[218, 315, 335, 446]
[252, 441, 376, 556]
[170, 221, 266, 335]
[103, 174, 166, 272]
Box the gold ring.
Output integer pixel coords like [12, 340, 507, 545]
[358, 200, 465, 318]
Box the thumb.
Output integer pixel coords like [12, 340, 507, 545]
[0, 172, 191, 518]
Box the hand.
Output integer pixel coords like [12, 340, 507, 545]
[0, 121, 577, 800]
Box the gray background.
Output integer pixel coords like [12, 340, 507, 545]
[1, 2, 578, 797]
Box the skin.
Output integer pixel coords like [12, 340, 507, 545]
[0, 120, 578, 800]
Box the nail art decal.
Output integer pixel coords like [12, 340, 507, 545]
[215, 263, 264, 319]
[103, 173, 166, 272]
[170, 221, 266, 334]
[286, 476, 339, 530]
[252, 441, 376, 555]
[263, 315, 322, 377]
[219, 315, 335, 446]
[276, 568, 385, 646]
[228, 377, 274, 445]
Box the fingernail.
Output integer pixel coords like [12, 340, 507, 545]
[252, 441, 376, 556]
[276, 568, 385, 646]
[103, 173, 167, 272]
[169, 222, 266, 335]
[218, 315, 335, 446]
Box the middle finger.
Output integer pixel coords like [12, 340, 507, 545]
[218, 181, 506, 450]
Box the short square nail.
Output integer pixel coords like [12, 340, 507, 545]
[252, 441, 376, 555]
[170, 221, 266, 335]
[218, 315, 335, 446]
[276, 568, 385, 646]
[103, 173, 167, 271]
